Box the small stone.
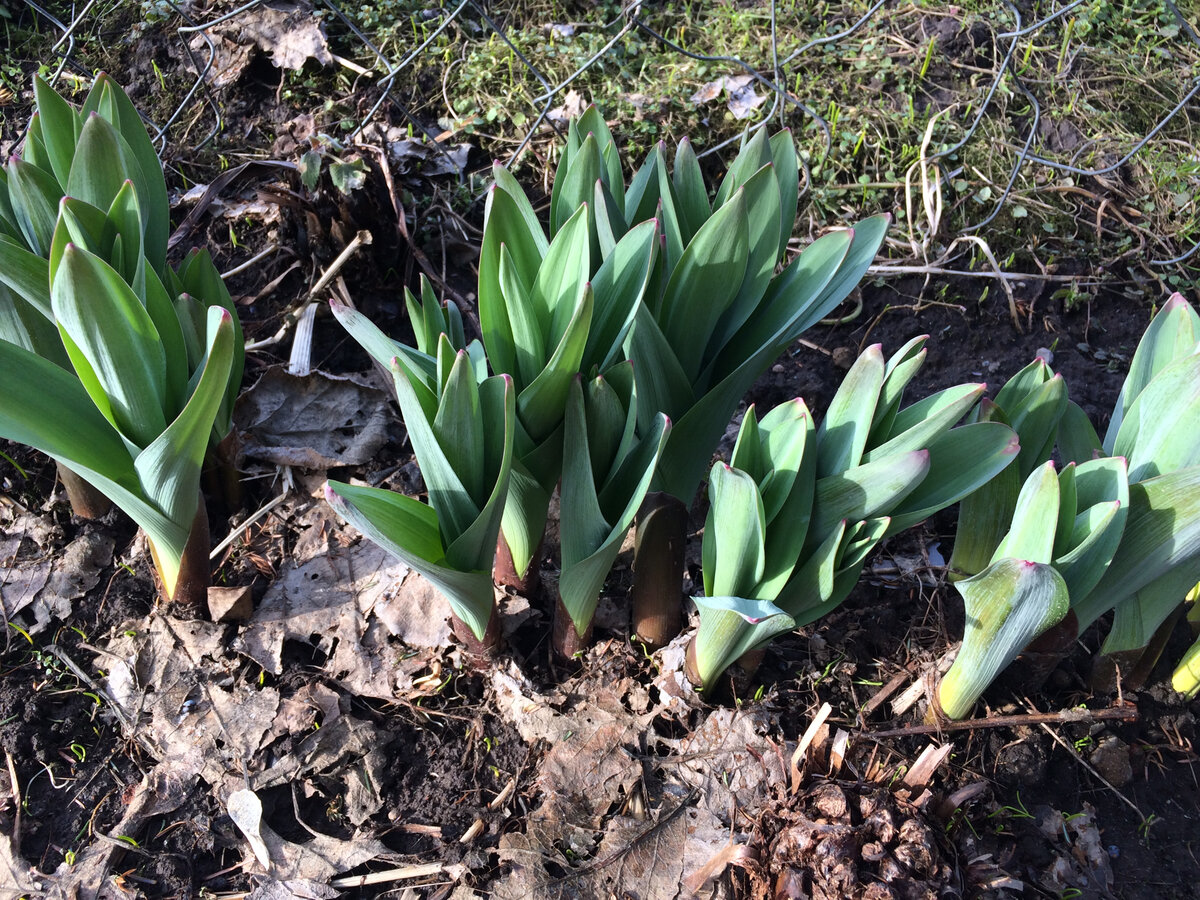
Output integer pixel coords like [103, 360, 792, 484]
[833, 347, 856, 370]
[208, 585, 253, 622]
[1089, 735, 1133, 787]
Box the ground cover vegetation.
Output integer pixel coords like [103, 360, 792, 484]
[1, 1, 1199, 897]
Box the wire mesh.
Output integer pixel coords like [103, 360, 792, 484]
[11, 0, 1200, 272]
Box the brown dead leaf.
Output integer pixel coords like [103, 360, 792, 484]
[189, 2, 332, 87]
[228, 787, 387, 882]
[236, 539, 450, 699]
[664, 707, 788, 818]
[235, 368, 393, 470]
[0, 515, 111, 630]
[688, 74, 766, 120]
[548, 89, 587, 123]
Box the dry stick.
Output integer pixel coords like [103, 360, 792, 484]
[208, 490, 290, 561]
[243, 230, 373, 352]
[862, 704, 1138, 739]
[1015, 694, 1151, 827]
[5, 751, 21, 860]
[330, 863, 469, 889]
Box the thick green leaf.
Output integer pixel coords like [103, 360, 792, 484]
[938, 558, 1070, 719]
[479, 181, 547, 377]
[992, 462, 1059, 565]
[443, 374, 515, 574]
[325, 482, 496, 640]
[706, 464, 767, 599]
[809, 450, 929, 543]
[817, 344, 885, 477]
[658, 190, 749, 381]
[1113, 351, 1200, 482]
[132, 308, 233, 592]
[538, 204, 591, 350]
[993, 357, 1052, 412]
[81, 75, 170, 272]
[713, 126, 771, 210]
[517, 283, 593, 442]
[67, 114, 136, 229]
[330, 299, 438, 418]
[1057, 400, 1102, 465]
[1073, 466, 1200, 631]
[885, 422, 1020, 534]
[1101, 564, 1200, 656]
[1055, 500, 1125, 601]
[769, 130, 799, 260]
[863, 383, 984, 461]
[584, 218, 657, 372]
[868, 335, 928, 442]
[0, 281, 65, 365]
[52, 244, 168, 448]
[551, 132, 602, 236]
[32, 75, 80, 188]
[1007, 372, 1067, 478]
[0, 235, 53, 319]
[6, 156, 62, 255]
[500, 457, 553, 581]
[391, 352, 480, 542]
[690, 597, 795, 689]
[625, 304, 694, 433]
[432, 350, 488, 506]
[672, 137, 710, 243]
[625, 144, 664, 228]
[1105, 292, 1200, 453]
[559, 385, 668, 636]
[497, 243, 548, 389]
[777, 520, 846, 619]
[704, 166, 782, 352]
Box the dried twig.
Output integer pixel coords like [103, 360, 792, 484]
[862, 704, 1138, 740]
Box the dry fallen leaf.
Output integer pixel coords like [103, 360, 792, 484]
[236, 538, 451, 699]
[235, 368, 394, 470]
[189, 1, 333, 87]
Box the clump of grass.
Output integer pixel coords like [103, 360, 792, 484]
[321, 0, 1199, 283]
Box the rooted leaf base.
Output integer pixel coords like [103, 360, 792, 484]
[57, 463, 113, 519]
[452, 604, 503, 661]
[494, 530, 543, 598]
[552, 593, 593, 663]
[685, 638, 766, 699]
[1004, 610, 1079, 692]
[152, 497, 211, 620]
[631, 492, 689, 649]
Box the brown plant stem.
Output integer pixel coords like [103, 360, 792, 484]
[631, 491, 689, 648]
[451, 601, 503, 659]
[150, 495, 210, 619]
[883, 703, 1138, 739]
[684, 637, 766, 698]
[493, 529, 543, 597]
[1090, 605, 1185, 693]
[1004, 610, 1079, 692]
[202, 431, 243, 513]
[57, 463, 112, 519]
[552, 593, 592, 663]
